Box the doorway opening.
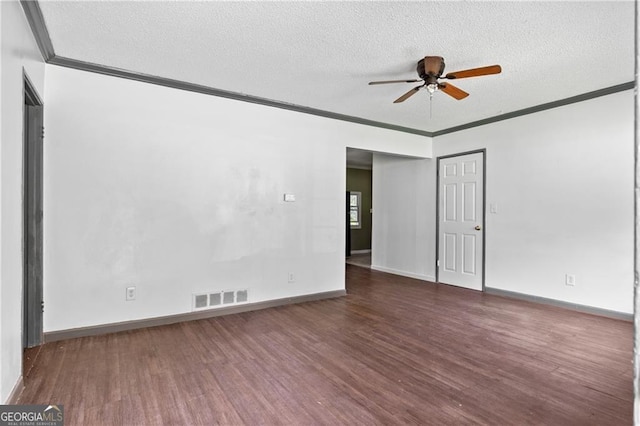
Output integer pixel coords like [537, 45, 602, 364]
[346, 148, 373, 269]
[23, 72, 44, 363]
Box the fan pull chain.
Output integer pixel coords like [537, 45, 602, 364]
[429, 92, 433, 119]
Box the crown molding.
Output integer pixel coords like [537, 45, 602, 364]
[432, 81, 635, 136]
[20, 0, 54, 61]
[48, 55, 434, 138]
[20, 0, 635, 139]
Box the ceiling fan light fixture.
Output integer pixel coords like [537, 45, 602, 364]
[368, 56, 501, 103]
[426, 83, 438, 94]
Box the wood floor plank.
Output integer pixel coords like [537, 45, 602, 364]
[18, 265, 632, 425]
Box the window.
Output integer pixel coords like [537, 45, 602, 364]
[350, 192, 361, 229]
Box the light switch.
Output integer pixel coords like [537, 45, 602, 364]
[284, 193, 296, 202]
[490, 203, 498, 214]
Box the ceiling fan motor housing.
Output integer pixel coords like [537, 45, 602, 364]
[417, 56, 445, 82]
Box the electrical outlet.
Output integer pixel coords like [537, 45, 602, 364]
[126, 286, 136, 301]
[565, 274, 576, 286]
[288, 272, 295, 283]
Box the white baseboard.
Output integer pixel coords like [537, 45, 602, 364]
[5, 376, 23, 404]
[485, 287, 632, 321]
[45, 289, 347, 342]
[370, 265, 435, 282]
[350, 249, 371, 254]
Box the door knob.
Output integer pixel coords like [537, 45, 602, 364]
[475, 225, 482, 231]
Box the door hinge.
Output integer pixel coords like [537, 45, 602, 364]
[436, 259, 440, 267]
[41, 300, 44, 313]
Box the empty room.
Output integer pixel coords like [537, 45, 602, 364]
[0, 1, 635, 425]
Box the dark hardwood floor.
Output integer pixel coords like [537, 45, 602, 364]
[22, 345, 42, 377]
[18, 265, 632, 425]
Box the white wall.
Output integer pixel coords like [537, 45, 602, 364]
[43, 65, 431, 332]
[0, 1, 45, 403]
[372, 90, 634, 314]
[371, 154, 435, 281]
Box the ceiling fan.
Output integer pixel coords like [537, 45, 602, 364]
[369, 56, 502, 103]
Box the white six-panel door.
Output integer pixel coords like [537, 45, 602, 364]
[438, 152, 484, 291]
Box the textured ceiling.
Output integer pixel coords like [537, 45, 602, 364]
[38, 1, 634, 133]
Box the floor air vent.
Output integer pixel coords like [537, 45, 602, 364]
[194, 294, 208, 309]
[222, 291, 235, 304]
[209, 292, 222, 306]
[193, 289, 248, 311]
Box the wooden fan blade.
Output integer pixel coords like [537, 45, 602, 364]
[369, 79, 421, 85]
[439, 82, 469, 100]
[393, 85, 422, 103]
[424, 56, 444, 76]
[445, 65, 502, 80]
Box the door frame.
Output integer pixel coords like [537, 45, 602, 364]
[23, 70, 44, 348]
[435, 149, 487, 290]
[346, 191, 352, 257]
